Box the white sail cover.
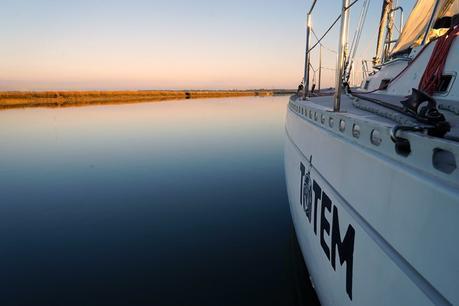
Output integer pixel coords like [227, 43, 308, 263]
[391, 0, 458, 54]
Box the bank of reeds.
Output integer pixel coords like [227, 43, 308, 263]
[0, 90, 274, 109]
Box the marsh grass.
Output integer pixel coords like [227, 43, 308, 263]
[0, 90, 274, 109]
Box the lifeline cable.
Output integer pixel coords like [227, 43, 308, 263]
[307, 0, 360, 55]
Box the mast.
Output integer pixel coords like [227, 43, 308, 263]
[318, 45, 322, 93]
[303, 0, 318, 100]
[334, 0, 350, 112]
[374, 0, 392, 66]
[421, 0, 442, 45]
[383, 1, 397, 62]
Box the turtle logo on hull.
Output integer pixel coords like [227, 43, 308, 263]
[300, 157, 356, 300]
[300, 156, 313, 222]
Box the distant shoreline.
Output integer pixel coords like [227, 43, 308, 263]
[0, 90, 295, 110]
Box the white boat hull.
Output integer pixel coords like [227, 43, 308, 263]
[285, 104, 459, 306]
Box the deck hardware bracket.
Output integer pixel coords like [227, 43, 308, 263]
[400, 89, 450, 137]
[390, 125, 430, 156]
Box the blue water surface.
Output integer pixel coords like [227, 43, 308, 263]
[0, 96, 319, 306]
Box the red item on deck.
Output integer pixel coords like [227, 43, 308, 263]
[419, 26, 459, 95]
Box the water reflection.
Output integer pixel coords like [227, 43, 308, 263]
[0, 96, 319, 306]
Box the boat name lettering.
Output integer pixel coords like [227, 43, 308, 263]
[300, 159, 355, 300]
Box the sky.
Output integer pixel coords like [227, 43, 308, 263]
[0, 0, 415, 90]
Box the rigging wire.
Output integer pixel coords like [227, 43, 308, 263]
[309, 63, 318, 73]
[393, 21, 401, 34]
[346, 0, 370, 82]
[349, 0, 370, 62]
[311, 29, 337, 54]
[321, 67, 337, 71]
[306, 0, 360, 55]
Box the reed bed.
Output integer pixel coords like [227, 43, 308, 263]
[0, 90, 274, 109]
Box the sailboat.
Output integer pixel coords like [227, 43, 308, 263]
[285, 0, 459, 305]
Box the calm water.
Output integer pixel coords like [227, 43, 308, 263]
[0, 96, 319, 306]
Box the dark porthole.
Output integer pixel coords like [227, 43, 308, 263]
[433, 148, 456, 174]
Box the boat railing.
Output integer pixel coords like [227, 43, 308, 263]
[302, 0, 318, 100]
[390, 6, 404, 37]
[381, 5, 405, 63]
[301, 0, 422, 110]
[301, 0, 359, 112]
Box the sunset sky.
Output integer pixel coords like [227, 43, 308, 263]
[0, 0, 415, 90]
